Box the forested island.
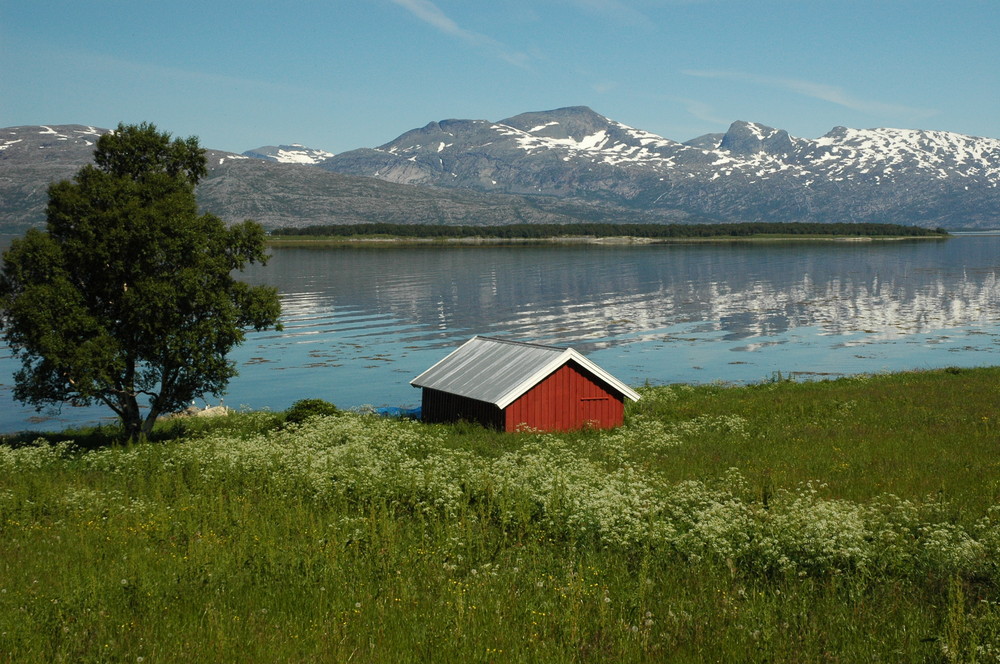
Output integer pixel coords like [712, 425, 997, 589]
[269, 221, 949, 242]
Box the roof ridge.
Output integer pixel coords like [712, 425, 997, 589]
[475, 335, 566, 351]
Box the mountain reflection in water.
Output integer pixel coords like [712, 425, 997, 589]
[256, 241, 1000, 342]
[2, 235, 999, 431]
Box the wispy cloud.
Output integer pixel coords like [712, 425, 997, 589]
[561, 0, 653, 27]
[591, 79, 619, 94]
[49, 45, 321, 100]
[682, 69, 938, 119]
[673, 97, 730, 126]
[560, 0, 720, 26]
[389, 0, 530, 67]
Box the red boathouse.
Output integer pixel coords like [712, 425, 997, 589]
[411, 336, 640, 432]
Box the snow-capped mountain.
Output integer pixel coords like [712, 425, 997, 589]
[243, 144, 335, 165]
[3, 109, 1000, 230]
[1, 123, 695, 232]
[320, 106, 1000, 227]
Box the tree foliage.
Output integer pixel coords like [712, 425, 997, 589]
[0, 122, 281, 438]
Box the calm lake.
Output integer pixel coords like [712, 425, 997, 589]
[3, 234, 1000, 433]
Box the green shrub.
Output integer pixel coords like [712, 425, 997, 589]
[283, 398, 339, 426]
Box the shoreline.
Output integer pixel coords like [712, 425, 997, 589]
[2, 364, 995, 438]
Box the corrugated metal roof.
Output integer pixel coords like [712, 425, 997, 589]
[411, 336, 640, 408]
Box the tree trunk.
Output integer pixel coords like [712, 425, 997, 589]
[120, 395, 144, 441]
[140, 408, 161, 438]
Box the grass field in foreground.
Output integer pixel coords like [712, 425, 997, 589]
[2, 367, 999, 662]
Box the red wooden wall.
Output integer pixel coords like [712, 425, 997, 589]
[503, 361, 625, 432]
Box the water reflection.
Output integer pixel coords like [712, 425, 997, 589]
[243, 238, 1000, 348]
[3, 235, 1000, 432]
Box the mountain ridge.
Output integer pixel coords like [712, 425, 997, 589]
[0, 123, 702, 233]
[317, 106, 1000, 228]
[3, 109, 999, 232]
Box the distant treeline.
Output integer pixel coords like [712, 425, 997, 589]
[270, 222, 949, 239]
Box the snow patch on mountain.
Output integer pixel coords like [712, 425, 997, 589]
[0, 125, 105, 152]
[807, 127, 1000, 180]
[32, 125, 103, 145]
[528, 121, 560, 133]
[479, 117, 683, 169]
[243, 144, 335, 165]
[498, 124, 613, 153]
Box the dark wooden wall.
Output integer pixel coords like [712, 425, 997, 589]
[421, 387, 504, 429]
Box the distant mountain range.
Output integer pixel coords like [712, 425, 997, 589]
[3, 107, 999, 233]
[0, 122, 699, 233]
[318, 106, 1000, 229]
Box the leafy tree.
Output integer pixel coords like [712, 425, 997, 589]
[0, 122, 282, 438]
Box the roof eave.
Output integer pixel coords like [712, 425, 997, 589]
[494, 349, 574, 409]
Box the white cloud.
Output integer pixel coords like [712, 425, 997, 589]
[389, 0, 530, 67]
[673, 97, 729, 126]
[682, 69, 938, 120]
[389, 0, 469, 38]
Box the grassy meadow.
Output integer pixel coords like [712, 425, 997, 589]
[3, 367, 1000, 662]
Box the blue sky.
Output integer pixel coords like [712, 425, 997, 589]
[3, 1, 998, 154]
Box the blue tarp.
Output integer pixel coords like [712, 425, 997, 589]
[374, 406, 422, 420]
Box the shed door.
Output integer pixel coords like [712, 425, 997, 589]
[578, 396, 612, 428]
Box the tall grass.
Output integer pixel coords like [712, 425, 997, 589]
[3, 368, 1000, 662]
